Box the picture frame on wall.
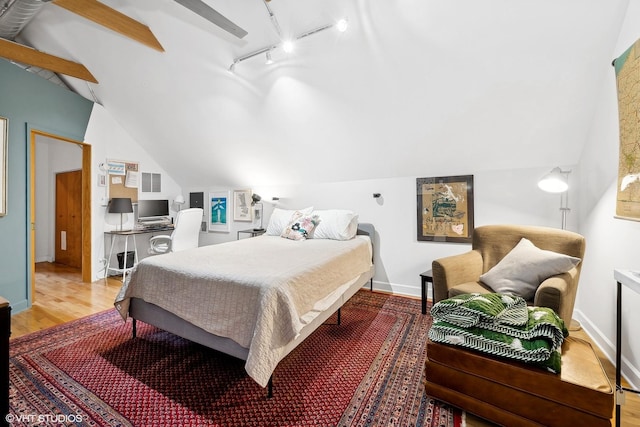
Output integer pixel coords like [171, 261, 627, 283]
[0, 117, 7, 217]
[416, 175, 474, 243]
[233, 189, 252, 221]
[209, 191, 230, 232]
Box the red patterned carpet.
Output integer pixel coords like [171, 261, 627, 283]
[8, 291, 462, 426]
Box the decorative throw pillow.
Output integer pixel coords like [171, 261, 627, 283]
[479, 238, 581, 301]
[281, 211, 321, 241]
[266, 207, 313, 236]
[311, 209, 359, 240]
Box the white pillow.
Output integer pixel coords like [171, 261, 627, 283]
[266, 207, 314, 236]
[311, 209, 359, 240]
[479, 238, 581, 301]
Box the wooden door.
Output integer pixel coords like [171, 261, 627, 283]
[55, 170, 82, 268]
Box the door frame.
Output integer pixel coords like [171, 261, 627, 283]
[30, 130, 92, 300]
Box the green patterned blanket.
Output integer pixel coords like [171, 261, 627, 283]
[429, 293, 567, 373]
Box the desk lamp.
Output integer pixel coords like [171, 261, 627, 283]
[175, 194, 185, 211]
[251, 193, 263, 231]
[109, 198, 133, 231]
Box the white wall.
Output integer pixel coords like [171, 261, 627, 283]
[83, 104, 183, 281]
[575, 1, 640, 389]
[35, 137, 82, 263]
[191, 165, 575, 297]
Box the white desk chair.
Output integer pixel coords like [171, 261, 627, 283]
[149, 208, 203, 254]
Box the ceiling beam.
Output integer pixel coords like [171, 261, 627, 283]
[52, 0, 164, 52]
[0, 38, 98, 83]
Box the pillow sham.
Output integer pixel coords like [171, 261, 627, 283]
[281, 211, 321, 241]
[266, 207, 313, 236]
[311, 209, 359, 240]
[479, 238, 581, 301]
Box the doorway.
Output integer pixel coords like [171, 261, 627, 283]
[29, 130, 92, 302]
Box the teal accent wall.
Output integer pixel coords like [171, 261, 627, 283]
[0, 59, 93, 313]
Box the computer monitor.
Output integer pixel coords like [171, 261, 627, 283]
[137, 199, 169, 222]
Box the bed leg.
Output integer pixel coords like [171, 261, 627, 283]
[132, 318, 137, 338]
[370, 278, 373, 291]
[337, 308, 341, 325]
[267, 375, 273, 398]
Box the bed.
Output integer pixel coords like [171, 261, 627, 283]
[114, 221, 375, 394]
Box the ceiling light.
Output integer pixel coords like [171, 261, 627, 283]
[336, 18, 349, 32]
[282, 40, 294, 53]
[265, 51, 274, 65]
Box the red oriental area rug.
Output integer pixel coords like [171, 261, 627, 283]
[8, 291, 463, 426]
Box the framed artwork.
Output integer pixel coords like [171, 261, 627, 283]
[209, 191, 230, 232]
[233, 189, 252, 221]
[416, 175, 474, 243]
[0, 117, 7, 217]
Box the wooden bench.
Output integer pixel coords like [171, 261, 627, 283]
[0, 297, 10, 426]
[424, 336, 614, 426]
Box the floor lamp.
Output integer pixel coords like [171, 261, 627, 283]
[537, 167, 571, 230]
[109, 198, 133, 231]
[537, 167, 580, 330]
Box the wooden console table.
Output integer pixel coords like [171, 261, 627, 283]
[613, 269, 640, 427]
[0, 297, 10, 426]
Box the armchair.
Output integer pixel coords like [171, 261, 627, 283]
[149, 208, 203, 254]
[431, 224, 585, 325]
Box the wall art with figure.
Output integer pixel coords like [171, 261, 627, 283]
[416, 175, 474, 243]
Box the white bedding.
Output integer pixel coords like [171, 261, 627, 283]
[114, 234, 373, 387]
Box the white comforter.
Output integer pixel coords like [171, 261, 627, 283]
[114, 235, 372, 387]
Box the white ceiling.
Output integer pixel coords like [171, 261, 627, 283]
[17, 0, 629, 187]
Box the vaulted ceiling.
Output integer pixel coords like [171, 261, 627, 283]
[2, 0, 630, 187]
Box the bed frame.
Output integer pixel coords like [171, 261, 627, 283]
[128, 223, 375, 397]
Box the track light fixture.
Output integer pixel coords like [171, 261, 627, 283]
[228, 18, 349, 73]
[265, 50, 274, 65]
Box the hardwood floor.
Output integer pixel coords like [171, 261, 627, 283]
[11, 262, 122, 338]
[11, 262, 640, 426]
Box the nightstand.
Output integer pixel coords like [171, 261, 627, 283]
[420, 269, 433, 314]
[237, 229, 266, 240]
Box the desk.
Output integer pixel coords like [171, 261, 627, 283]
[105, 227, 173, 281]
[614, 269, 640, 427]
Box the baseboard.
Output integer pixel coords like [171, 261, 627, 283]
[574, 308, 640, 390]
[371, 280, 421, 300]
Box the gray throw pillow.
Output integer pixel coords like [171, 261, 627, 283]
[479, 238, 581, 300]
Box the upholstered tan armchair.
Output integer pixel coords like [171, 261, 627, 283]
[431, 224, 586, 325]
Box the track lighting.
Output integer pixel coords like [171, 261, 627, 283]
[336, 18, 349, 33]
[282, 40, 294, 54]
[228, 17, 349, 72]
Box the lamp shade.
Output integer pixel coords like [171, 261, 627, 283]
[538, 167, 569, 193]
[175, 194, 185, 205]
[109, 198, 133, 214]
[251, 193, 262, 205]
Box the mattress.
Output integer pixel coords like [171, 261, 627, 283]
[114, 234, 373, 386]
